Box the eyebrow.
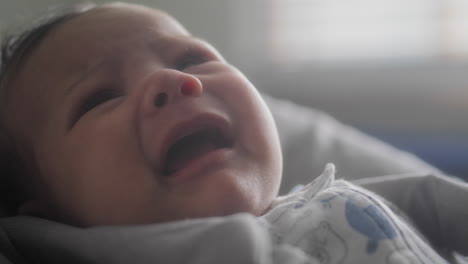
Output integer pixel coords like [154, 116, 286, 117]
[65, 58, 107, 96]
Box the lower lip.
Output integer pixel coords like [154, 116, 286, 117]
[164, 147, 233, 184]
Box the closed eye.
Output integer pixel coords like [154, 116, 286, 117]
[75, 88, 122, 121]
[176, 52, 209, 70]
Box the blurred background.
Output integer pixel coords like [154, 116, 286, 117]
[1, 0, 467, 179]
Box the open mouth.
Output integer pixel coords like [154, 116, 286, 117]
[162, 124, 233, 176]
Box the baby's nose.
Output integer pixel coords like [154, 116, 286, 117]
[140, 69, 203, 114]
[153, 74, 203, 108]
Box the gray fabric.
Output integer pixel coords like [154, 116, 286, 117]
[0, 214, 311, 264]
[0, 223, 26, 264]
[355, 173, 468, 257]
[0, 254, 13, 264]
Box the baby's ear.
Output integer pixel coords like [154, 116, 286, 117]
[0, 130, 47, 217]
[0, 128, 17, 168]
[0, 129, 26, 216]
[0, 131, 14, 215]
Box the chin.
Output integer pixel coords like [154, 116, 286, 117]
[195, 176, 273, 218]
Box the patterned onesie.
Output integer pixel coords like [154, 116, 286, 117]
[259, 164, 448, 264]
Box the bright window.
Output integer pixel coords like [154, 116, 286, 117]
[270, 0, 468, 63]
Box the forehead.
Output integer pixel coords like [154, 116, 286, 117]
[47, 3, 189, 60]
[74, 3, 188, 38]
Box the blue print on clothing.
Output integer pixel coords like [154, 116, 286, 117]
[345, 198, 398, 254]
[320, 196, 335, 209]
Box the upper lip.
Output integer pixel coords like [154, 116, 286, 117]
[157, 112, 233, 175]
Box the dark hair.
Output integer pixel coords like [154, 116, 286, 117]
[0, 3, 96, 95]
[0, 3, 96, 216]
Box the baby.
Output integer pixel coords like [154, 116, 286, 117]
[0, 2, 466, 263]
[0, 2, 283, 226]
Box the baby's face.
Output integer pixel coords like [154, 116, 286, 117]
[6, 3, 282, 226]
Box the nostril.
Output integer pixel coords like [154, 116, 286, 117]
[154, 92, 168, 107]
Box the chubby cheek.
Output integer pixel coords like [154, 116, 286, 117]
[37, 116, 164, 225]
[209, 68, 282, 189]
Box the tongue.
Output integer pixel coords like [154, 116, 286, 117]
[165, 138, 217, 175]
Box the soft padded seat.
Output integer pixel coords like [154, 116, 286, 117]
[262, 94, 440, 193]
